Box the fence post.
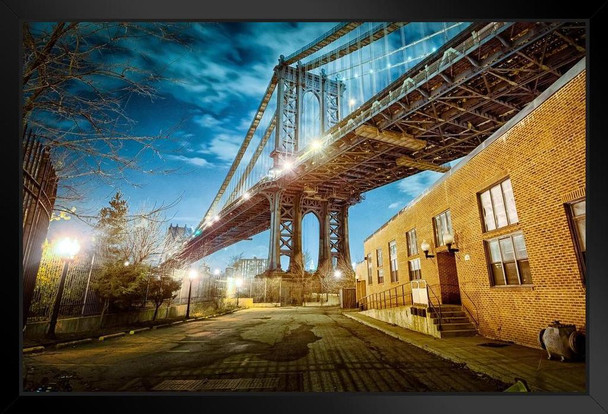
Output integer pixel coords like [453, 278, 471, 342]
[81, 253, 95, 316]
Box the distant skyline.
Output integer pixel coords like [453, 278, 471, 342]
[38, 21, 462, 271]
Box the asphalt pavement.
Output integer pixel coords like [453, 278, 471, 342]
[22, 306, 507, 392]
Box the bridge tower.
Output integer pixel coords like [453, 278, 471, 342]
[265, 58, 356, 278]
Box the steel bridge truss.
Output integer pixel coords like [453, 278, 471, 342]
[174, 21, 585, 275]
[272, 63, 343, 164]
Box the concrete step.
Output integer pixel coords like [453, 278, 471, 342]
[429, 311, 467, 318]
[439, 329, 478, 338]
[431, 316, 470, 324]
[434, 304, 463, 309]
[438, 322, 476, 331]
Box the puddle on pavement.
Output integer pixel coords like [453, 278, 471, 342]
[258, 323, 321, 362]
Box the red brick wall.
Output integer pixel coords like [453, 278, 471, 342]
[362, 69, 586, 348]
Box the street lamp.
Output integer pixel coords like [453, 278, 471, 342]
[235, 278, 243, 307]
[186, 269, 198, 319]
[420, 240, 435, 259]
[47, 237, 80, 338]
[443, 232, 459, 253]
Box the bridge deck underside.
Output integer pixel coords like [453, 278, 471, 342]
[176, 21, 585, 265]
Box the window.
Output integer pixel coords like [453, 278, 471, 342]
[485, 232, 532, 286]
[567, 199, 586, 282]
[376, 248, 383, 267]
[408, 258, 422, 280]
[433, 210, 453, 246]
[377, 268, 384, 284]
[389, 240, 398, 282]
[366, 253, 373, 285]
[406, 228, 418, 256]
[479, 178, 519, 232]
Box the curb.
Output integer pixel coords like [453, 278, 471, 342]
[99, 332, 126, 341]
[56, 338, 93, 349]
[129, 327, 151, 334]
[24, 310, 238, 352]
[23, 346, 45, 354]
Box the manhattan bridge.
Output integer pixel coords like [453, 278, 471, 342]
[166, 21, 585, 277]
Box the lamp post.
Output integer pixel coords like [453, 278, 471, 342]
[235, 278, 243, 307]
[47, 237, 80, 338]
[186, 269, 198, 319]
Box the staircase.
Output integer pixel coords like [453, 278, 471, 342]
[428, 304, 477, 338]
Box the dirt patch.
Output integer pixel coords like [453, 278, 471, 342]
[258, 323, 321, 362]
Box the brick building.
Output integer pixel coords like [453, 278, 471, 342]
[358, 60, 586, 349]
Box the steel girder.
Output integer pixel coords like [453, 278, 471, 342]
[173, 21, 585, 267]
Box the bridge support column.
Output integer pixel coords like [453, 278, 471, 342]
[287, 193, 304, 275]
[335, 203, 353, 275]
[317, 201, 332, 276]
[266, 190, 283, 272]
[316, 200, 353, 277]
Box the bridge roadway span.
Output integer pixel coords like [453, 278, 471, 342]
[174, 21, 585, 269]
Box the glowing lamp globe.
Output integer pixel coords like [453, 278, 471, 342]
[54, 237, 80, 260]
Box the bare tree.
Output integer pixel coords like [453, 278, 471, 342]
[120, 206, 168, 265]
[228, 252, 244, 269]
[22, 22, 192, 220]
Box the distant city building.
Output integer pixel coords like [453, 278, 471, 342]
[160, 224, 193, 264]
[233, 257, 268, 280]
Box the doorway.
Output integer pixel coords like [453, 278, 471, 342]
[436, 252, 461, 304]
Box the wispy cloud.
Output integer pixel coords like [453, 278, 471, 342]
[199, 132, 243, 162]
[192, 113, 223, 128]
[397, 170, 443, 198]
[388, 201, 403, 209]
[166, 154, 213, 168]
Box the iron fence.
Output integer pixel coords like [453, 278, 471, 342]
[22, 127, 58, 321]
[26, 247, 105, 322]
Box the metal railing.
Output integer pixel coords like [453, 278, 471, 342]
[360, 280, 480, 334]
[22, 127, 58, 322]
[359, 281, 413, 311]
[426, 282, 480, 332]
[426, 283, 444, 331]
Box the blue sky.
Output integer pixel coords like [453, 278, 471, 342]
[40, 22, 464, 270]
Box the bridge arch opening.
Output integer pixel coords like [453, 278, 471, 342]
[300, 91, 321, 149]
[302, 211, 320, 272]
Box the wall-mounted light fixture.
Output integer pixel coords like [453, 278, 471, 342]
[443, 232, 459, 253]
[420, 240, 434, 259]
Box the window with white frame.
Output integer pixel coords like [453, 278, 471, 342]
[408, 258, 421, 280]
[406, 228, 418, 256]
[389, 240, 398, 282]
[567, 199, 586, 283]
[433, 210, 453, 246]
[479, 178, 519, 232]
[366, 253, 373, 285]
[485, 232, 532, 286]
